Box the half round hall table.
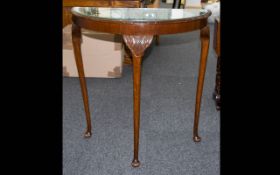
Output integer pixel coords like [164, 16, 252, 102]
[71, 7, 211, 167]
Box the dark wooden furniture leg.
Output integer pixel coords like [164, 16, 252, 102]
[123, 35, 153, 167]
[72, 23, 92, 138]
[214, 56, 221, 110]
[155, 35, 160, 45]
[193, 25, 210, 142]
[213, 17, 221, 110]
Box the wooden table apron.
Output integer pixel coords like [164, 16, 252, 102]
[71, 11, 211, 167]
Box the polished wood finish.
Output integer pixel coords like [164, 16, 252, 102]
[213, 17, 220, 110]
[72, 17, 209, 35]
[193, 25, 210, 142]
[72, 23, 92, 138]
[214, 18, 220, 56]
[124, 44, 133, 65]
[123, 35, 153, 167]
[71, 8, 211, 167]
[111, 0, 142, 7]
[64, 0, 142, 134]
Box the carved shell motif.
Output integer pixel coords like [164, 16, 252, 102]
[123, 35, 153, 57]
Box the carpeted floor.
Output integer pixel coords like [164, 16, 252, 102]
[63, 3, 220, 175]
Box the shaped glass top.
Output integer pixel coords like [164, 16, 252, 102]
[71, 7, 209, 22]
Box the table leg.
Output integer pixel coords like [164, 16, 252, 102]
[155, 35, 160, 46]
[193, 25, 210, 142]
[214, 56, 221, 110]
[123, 35, 153, 168]
[72, 23, 92, 138]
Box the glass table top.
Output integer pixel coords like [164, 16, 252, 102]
[71, 7, 210, 22]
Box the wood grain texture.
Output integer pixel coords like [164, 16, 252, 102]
[71, 8, 211, 167]
[123, 35, 153, 167]
[64, 1, 143, 133]
[72, 23, 92, 138]
[123, 35, 153, 57]
[214, 17, 220, 57]
[72, 15, 209, 35]
[193, 25, 210, 142]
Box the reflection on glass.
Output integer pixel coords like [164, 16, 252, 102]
[72, 7, 208, 22]
[111, 9, 123, 19]
[80, 7, 99, 16]
[171, 9, 184, 19]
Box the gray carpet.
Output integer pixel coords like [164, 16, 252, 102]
[63, 4, 220, 175]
